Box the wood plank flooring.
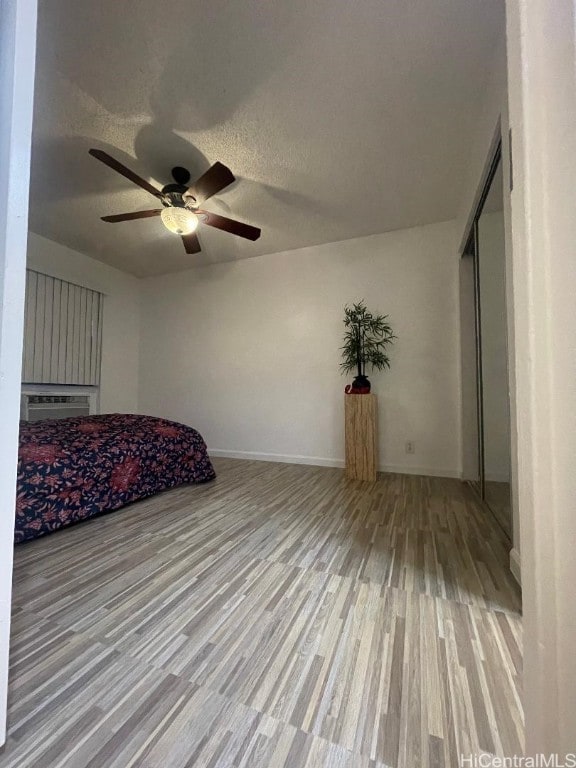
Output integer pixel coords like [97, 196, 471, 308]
[0, 458, 523, 767]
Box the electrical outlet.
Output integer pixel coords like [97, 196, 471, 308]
[405, 441, 415, 454]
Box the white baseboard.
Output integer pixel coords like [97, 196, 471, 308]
[208, 449, 461, 479]
[381, 463, 461, 479]
[209, 449, 344, 469]
[509, 547, 521, 585]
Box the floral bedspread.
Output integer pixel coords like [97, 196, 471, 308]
[15, 413, 215, 543]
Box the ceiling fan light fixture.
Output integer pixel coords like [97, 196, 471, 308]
[88, 150, 260, 254]
[160, 206, 198, 235]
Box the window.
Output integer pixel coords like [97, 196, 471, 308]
[22, 270, 103, 385]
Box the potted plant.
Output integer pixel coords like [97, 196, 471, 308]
[340, 300, 395, 393]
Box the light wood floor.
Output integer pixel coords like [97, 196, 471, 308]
[0, 458, 522, 767]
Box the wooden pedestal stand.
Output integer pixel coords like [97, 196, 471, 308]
[344, 394, 378, 481]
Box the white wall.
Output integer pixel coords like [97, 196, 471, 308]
[139, 221, 461, 477]
[506, 0, 576, 753]
[0, 0, 37, 744]
[26, 233, 140, 413]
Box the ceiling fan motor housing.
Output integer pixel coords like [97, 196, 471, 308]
[161, 185, 198, 211]
[171, 166, 191, 185]
[160, 167, 197, 208]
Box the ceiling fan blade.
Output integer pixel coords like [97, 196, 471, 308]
[197, 210, 261, 241]
[181, 233, 201, 254]
[101, 209, 162, 223]
[188, 162, 235, 204]
[89, 149, 163, 199]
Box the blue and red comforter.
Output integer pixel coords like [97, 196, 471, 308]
[15, 413, 215, 543]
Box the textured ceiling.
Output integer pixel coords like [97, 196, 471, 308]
[30, 0, 504, 277]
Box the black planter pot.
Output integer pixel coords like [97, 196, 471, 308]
[352, 374, 371, 392]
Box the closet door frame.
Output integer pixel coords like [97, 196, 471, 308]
[462, 139, 503, 509]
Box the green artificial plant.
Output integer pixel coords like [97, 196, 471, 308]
[340, 300, 395, 386]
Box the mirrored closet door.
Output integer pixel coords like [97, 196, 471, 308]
[460, 143, 512, 540]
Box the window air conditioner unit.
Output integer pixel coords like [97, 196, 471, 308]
[20, 393, 93, 422]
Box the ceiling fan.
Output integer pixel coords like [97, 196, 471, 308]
[88, 149, 261, 254]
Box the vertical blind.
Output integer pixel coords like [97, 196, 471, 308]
[22, 270, 103, 385]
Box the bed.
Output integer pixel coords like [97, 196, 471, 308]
[15, 413, 216, 543]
